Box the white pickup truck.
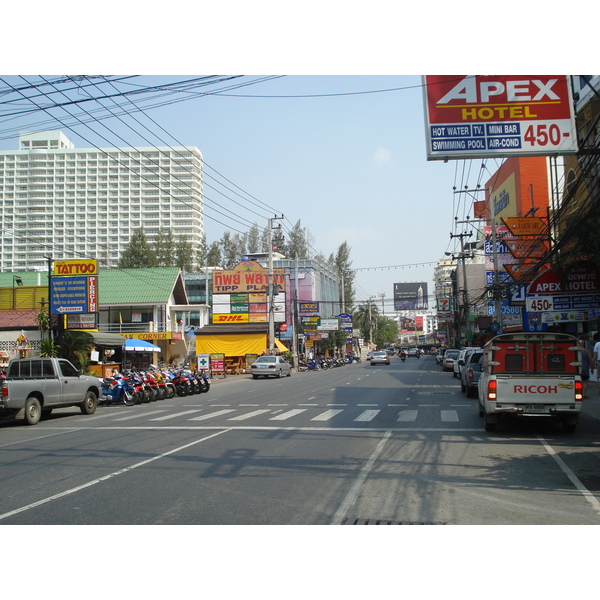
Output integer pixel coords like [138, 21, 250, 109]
[0, 357, 101, 425]
[478, 332, 583, 432]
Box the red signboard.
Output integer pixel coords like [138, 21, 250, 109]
[423, 76, 577, 160]
[528, 263, 600, 295]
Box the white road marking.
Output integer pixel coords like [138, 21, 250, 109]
[312, 409, 344, 421]
[151, 410, 203, 421]
[355, 410, 380, 422]
[114, 410, 167, 421]
[189, 410, 235, 421]
[538, 435, 600, 518]
[228, 409, 271, 421]
[331, 431, 392, 525]
[441, 410, 459, 422]
[398, 410, 418, 422]
[269, 409, 307, 421]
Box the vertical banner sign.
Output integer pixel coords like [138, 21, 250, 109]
[423, 76, 577, 160]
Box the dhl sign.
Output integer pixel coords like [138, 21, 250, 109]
[212, 313, 249, 324]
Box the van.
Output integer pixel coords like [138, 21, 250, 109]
[478, 332, 583, 432]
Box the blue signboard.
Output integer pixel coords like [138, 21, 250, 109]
[50, 276, 96, 315]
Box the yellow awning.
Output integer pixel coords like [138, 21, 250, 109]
[196, 333, 289, 357]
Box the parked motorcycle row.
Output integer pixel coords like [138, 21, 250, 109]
[298, 355, 360, 372]
[99, 367, 211, 407]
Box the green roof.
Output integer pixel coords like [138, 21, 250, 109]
[0, 267, 186, 305]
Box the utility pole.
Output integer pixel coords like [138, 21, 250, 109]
[449, 230, 472, 344]
[268, 215, 283, 353]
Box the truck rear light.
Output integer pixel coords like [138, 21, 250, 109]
[575, 380, 583, 401]
[487, 380, 497, 401]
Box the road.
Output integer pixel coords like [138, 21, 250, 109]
[2, 354, 600, 525]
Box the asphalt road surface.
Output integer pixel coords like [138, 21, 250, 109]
[2, 354, 600, 525]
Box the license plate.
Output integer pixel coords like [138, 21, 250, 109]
[525, 404, 545, 412]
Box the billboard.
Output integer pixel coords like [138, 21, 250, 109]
[423, 76, 577, 160]
[394, 282, 428, 310]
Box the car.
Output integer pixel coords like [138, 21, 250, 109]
[454, 348, 468, 378]
[366, 351, 373, 361]
[463, 353, 484, 398]
[458, 348, 483, 393]
[442, 349, 459, 372]
[370, 351, 390, 365]
[408, 348, 419, 357]
[251, 355, 292, 379]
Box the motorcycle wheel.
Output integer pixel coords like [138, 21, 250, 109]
[166, 384, 176, 399]
[123, 390, 135, 407]
[176, 384, 187, 397]
[201, 382, 210, 393]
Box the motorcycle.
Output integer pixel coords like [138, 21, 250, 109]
[171, 370, 193, 396]
[99, 375, 136, 406]
[196, 369, 211, 393]
[400, 353, 406, 362]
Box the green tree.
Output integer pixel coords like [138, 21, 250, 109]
[285, 219, 310, 259]
[154, 227, 176, 267]
[332, 241, 355, 312]
[246, 223, 261, 254]
[34, 304, 51, 339]
[206, 241, 222, 267]
[58, 330, 93, 372]
[38, 337, 59, 357]
[118, 227, 158, 268]
[175, 235, 195, 271]
[374, 316, 399, 347]
[353, 299, 378, 346]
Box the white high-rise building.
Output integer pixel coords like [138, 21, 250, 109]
[0, 131, 204, 271]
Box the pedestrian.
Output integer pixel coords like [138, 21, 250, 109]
[593, 333, 600, 394]
[579, 336, 594, 398]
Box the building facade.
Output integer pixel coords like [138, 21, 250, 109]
[0, 130, 204, 271]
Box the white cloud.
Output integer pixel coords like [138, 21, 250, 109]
[372, 147, 391, 163]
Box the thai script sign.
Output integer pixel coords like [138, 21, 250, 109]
[213, 260, 285, 294]
[423, 75, 577, 160]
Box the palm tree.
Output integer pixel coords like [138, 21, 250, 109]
[59, 330, 93, 371]
[353, 300, 378, 346]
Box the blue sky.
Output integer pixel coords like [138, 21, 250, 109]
[2, 6, 591, 314]
[0, 74, 462, 311]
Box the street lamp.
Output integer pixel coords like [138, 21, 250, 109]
[12, 275, 23, 309]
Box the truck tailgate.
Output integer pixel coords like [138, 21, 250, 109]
[496, 377, 579, 411]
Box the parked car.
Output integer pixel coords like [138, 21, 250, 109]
[458, 349, 484, 394]
[251, 355, 292, 379]
[366, 351, 373, 361]
[442, 349, 459, 372]
[370, 351, 390, 366]
[463, 354, 484, 398]
[454, 348, 468, 378]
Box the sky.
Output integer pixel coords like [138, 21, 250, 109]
[0, 74, 483, 312]
[3, 5, 591, 320]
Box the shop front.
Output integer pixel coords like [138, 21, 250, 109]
[195, 324, 288, 375]
[75, 331, 127, 378]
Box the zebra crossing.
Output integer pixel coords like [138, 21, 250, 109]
[96, 402, 475, 426]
